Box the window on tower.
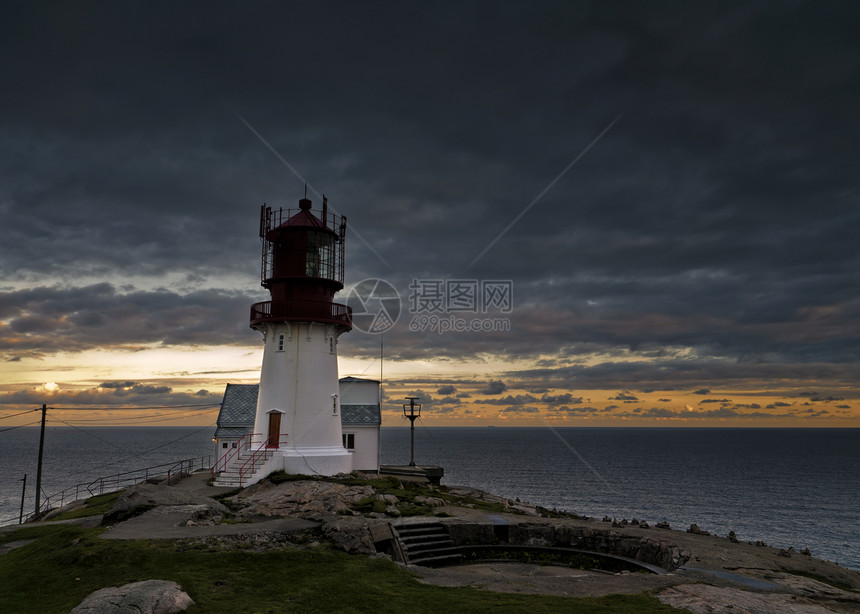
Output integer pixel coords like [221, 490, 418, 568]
[306, 232, 322, 277]
[277, 334, 285, 351]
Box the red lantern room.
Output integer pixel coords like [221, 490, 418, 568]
[250, 196, 352, 330]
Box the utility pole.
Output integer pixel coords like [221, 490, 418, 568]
[19, 474, 27, 524]
[34, 404, 47, 517]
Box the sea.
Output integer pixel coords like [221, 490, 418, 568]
[0, 426, 857, 571]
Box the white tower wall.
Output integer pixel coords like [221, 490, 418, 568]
[253, 321, 352, 475]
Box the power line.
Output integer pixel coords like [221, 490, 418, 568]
[50, 416, 137, 456]
[0, 420, 41, 433]
[60, 406, 218, 424]
[49, 403, 219, 411]
[43, 417, 217, 482]
[0, 409, 38, 421]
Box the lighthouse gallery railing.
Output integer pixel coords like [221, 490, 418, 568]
[250, 299, 351, 327]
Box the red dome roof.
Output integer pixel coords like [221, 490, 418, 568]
[266, 198, 336, 240]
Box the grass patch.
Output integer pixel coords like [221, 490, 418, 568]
[436, 492, 507, 513]
[48, 492, 123, 521]
[0, 524, 685, 614]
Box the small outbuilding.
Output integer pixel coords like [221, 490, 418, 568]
[213, 377, 381, 472]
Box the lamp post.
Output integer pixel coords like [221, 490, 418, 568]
[402, 397, 421, 466]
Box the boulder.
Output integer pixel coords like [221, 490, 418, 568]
[104, 484, 227, 525]
[414, 495, 445, 507]
[321, 517, 376, 554]
[71, 580, 193, 614]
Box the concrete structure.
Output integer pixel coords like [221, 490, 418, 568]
[212, 378, 381, 474]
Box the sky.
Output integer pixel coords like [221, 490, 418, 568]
[1, 1, 858, 429]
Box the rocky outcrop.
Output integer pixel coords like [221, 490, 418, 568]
[71, 580, 193, 614]
[230, 481, 381, 554]
[320, 516, 377, 554]
[656, 580, 860, 614]
[104, 483, 228, 525]
[233, 480, 373, 520]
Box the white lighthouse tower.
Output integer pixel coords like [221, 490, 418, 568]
[248, 195, 353, 477]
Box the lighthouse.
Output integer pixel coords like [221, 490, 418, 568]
[248, 194, 353, 476]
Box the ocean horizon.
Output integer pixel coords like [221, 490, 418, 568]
[1, 425, 857, 571]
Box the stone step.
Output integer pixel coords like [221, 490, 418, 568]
[391, 522, 463, 567]
[394, 523, 447, 536]
[211, 449, 276, 488]
[408, 548, 464, 567]
[212, 479, 243, 488]
[400, 533, 451, 548]
[405, 539, 456, 553]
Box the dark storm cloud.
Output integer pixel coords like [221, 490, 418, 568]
[610, 391, 638, 401]
[436, 385, 457, 396]
[500, 359, 860, 392]
[0, 384, 221, 408]
[613, 405, 808, 421]
[0, 1, 858, 390]
[541, 393, 583, 405]
[478, 380, 508, 395]
[480, 394, 538, 406]
[499, 406, 540, 414]
[550, 405, 599, 414]
[0, 284, 259, 357]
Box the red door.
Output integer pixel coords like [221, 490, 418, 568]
[267, 412, 282, 448]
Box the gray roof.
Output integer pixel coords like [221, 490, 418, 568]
[341, 404, 382, 426]
[213, 426, 251, 438]
[213, 382, 380, 438]
[216, 383, 258, 428]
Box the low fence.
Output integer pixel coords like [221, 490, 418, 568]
[0, 455, 212, 526]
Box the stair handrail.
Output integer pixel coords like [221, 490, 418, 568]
[237, 434, 288, 486]
[211, 433, 260, 477]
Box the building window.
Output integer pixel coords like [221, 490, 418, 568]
[277, 334, 285, 351]
[329, 337, 334, 353]
[222, 442, 228, 449]
[232, 442, 237, 448]
[342, 433, 355, 450]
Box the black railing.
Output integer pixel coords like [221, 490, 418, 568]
[250, 300, 352, 327]
[1, 455, 212, 526]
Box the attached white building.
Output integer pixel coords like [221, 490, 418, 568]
[338, 376, 382, 472]
[213, 377, 381, 472]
